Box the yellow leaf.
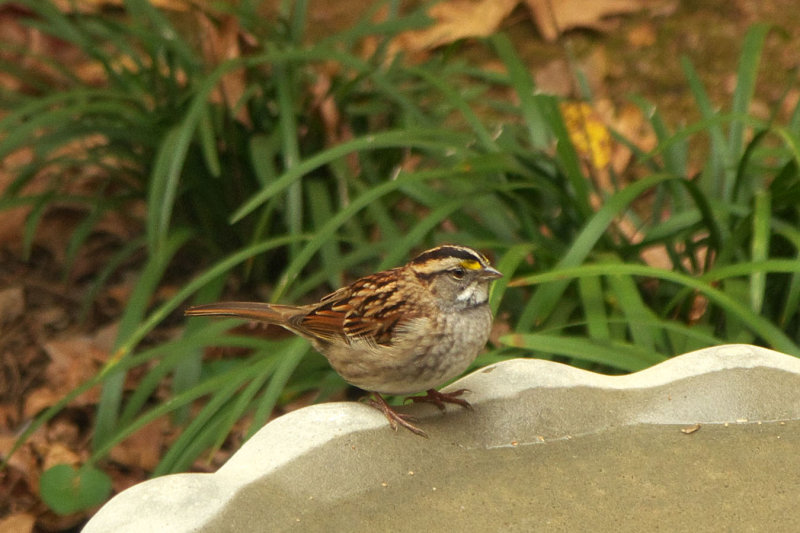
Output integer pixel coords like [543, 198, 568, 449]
[559, 101, 612, 170]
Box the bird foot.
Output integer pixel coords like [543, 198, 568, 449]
[405, 388, 473, 412]
[367, 393, 429, 438]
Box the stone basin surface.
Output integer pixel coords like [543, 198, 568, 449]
[84, 344, 800, 532]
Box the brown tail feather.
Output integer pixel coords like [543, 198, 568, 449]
[184, 301, 297, 324]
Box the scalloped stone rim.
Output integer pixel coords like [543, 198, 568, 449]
[84, 344, 800, 532]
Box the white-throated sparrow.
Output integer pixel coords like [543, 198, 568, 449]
[185, 244, 502, 437]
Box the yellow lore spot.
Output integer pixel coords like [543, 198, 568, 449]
[460, 260, 482, 270]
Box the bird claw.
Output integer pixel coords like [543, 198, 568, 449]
[365, 389, 472, 437]
[405, 388, 473, 411]
[367, 394, 429, 438]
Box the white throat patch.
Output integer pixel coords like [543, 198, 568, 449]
[456, 283, 487, 306]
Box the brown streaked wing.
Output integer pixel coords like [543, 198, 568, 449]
[294, 285, 351, 341]
[342, 269, 412, 345]
[301, 268, 412, 346]
[292, 307, 347, 341]
[343, 312, 402, 345]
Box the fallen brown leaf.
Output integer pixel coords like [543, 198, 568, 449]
[534, 59, 574, 96]
[46, 416, 83, 450]
[23, 324, 116, 418]
[524, 0, 643, 41]
[627, 21, 658, 48]
[0, 287, 24, 326]
[0, 513, 36, 533]
[0, 433, 40, 490]
[109, 418, 171, 472]
[599, 100, 656, 175]
[0, 148, 36, 252]
[41, 442, 81, 471]
[390, 0, 518, 57]
[196, 12, 251, 126]
[688, 291, 709, 324]
[310, 67, 359, 182]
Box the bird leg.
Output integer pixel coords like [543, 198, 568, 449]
[367, 393, 429, 438]
[405, 388, 473, 411]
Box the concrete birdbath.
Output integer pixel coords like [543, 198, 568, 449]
[84, 344, 800, 531]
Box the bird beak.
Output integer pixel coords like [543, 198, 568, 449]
[481, 266, 503, 280]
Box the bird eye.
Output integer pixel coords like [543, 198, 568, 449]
[449, 267, 466, 280]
